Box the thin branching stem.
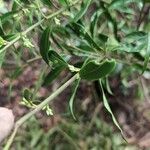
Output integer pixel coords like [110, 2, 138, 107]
[4, 74, 79, 150]
[0, 0, 80, 55]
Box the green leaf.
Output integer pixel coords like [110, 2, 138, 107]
[98, 34, 108, 44]
[58, 0, 69, 6]
[48, 50, 68, 67]
[142, 32, 150, 74]
[133, 52, 145, 61]
[68, 22, 103, 51]
[100, 1, 119, 41]
[79, 59, 116, 81]
[97, 34, 109, 48]
[43, 65, 66, 86]
[119, 32, 147, 53]
[19, 0, 30, 4]
[73, 0, 92, 22]
[69, 78, 80, 120]
[90, 10, 103, 37]
[125, 31, 146, 43]
[0, 27, 4, 36]
[108, 0, 134, 14]
[41, 0, 52, 7]
[99, 80, 123, 135]
[105, 77, 113, 95]
[40, 27, 51, 64]
[0, 11, 18, 24]
[43, 50, 68, 86]
[143, 0, 150, 3]
[53, 26, 70, 38]
[23, 88, 32, 100]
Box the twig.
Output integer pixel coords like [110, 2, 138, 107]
[4, 74, 79, 150]
[0, 0, 80, 55]
[137, 3, 150, 30]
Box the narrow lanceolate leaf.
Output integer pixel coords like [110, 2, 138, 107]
[68, 23, 103, 51]
[41, 0, 52, 7]
[73, 0, 92, 22]
[48, 50, 67, 67]
[69, 78, 80, 120]
[90, 10, 103, 37]
[142, 32, 150, 74]
[99, 80, 123, 135]
[43, 65, 66, 86]
[105, 77, 113, 95]
[40, 27, 51, 64]
[79, 59, 116, 81]
[43, 50, 68, 86]
[125, 31, 146, 42]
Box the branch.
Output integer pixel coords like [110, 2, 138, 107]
[0, 0, 80, 55]
[4, 74, 79, 150]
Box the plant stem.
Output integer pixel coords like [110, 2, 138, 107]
[4, 74, 79, 150]
[57, 127, 80, 150]
[0, 0, 80, 55]
[0, 36, 20, 54]
[137, 3, 145, 30]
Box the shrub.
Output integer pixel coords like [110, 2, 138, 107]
[0, 0, 149, 149]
